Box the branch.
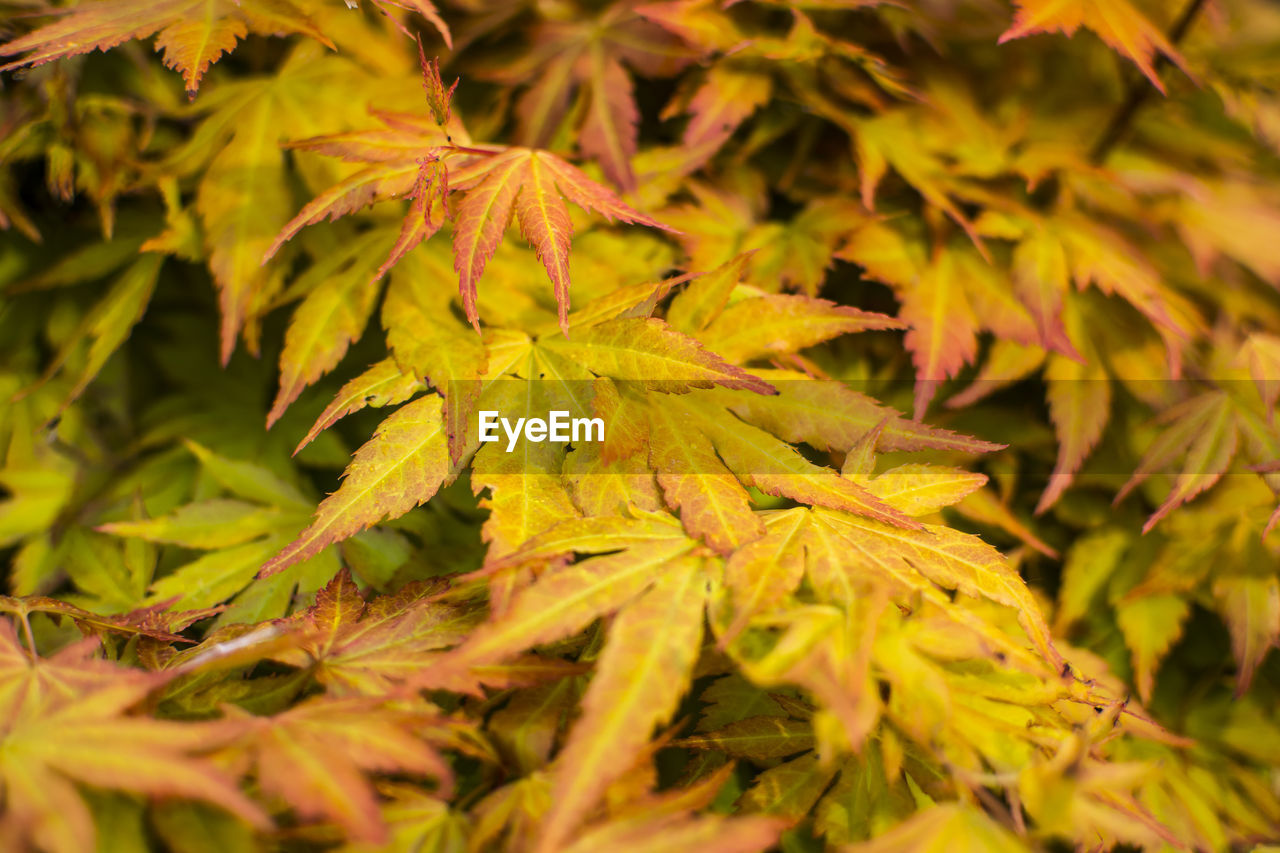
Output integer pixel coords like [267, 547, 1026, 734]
[1088, 0, 1209, 165]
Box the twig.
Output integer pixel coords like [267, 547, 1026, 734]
[1088, 0, 1209, 165]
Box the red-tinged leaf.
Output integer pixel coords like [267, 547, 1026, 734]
[272, 570, 476, 696]
[647, 404, 765, 555]
[228, 697, 451, 843]
[378, 0, 452, 48]
[155, 15, 247, 96]
[265, 164, 421, 264]
[0, 0, 330, 95]
[417, 42, 457, 125]
[581, 47, 639, 192]
[370, 158, 448, 290]
[560, 813, 786, 853]
[514, 154, 576, 334]
[295, 359, 424, 456]
[260, 395, 454, 577]
[534, 557, 707, 853]
[701, 295, 903, 364]
[682, 65, 773, 151]
[537, 151, 668, 228]
[453, 149, 529, 331]
[900, 251, 979, 419]
[1212, 575, 1280, 695]
[1037, 352, 1110, 514]
[541, 317, 776, 394]
[1061, 219, 1193, 344]
[1115, 392, 1238, 533]
[1012, 230, 1080, 358]
[283, 112, 454, 163]
[0, 622, 268, 853]
[998, 0, 1189, 94]
[0, 596, 189, 644]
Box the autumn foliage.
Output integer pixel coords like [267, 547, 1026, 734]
[1, 0, 1279, 850]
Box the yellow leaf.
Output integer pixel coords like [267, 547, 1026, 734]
[260, 395, 455, 577]
[999, 0, 1188, 94]
[535, 557, 707, 852]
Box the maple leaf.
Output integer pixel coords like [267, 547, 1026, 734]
[266, 229, 394, 429]
[999, 0, 1189, 94]
[677, 715, 816, 761]
[437, 514, 699, 678]
[270, 119, 671, 334]
[646, 402, 764, 555]
[333, 783, 468, 853]
[0, 0, 450, 96]
[841, 802, 1028, 852]
[538, 317, 774, 393]
[176, 50, 390, 364]
[559, 812, 786, 853]
[0, 595, 196, 645]
[1116, 389, 1243, 533]
[697, 294, 904, 364]
[478, 2, 692, 190]
[270, 569, 477, 695]
[0, 620, 268, 853]
[294, 358, 424, 455]
[534, 557, 708, 851]
[1213, 575, 1280, 696]
[259, 394, 456, 577]
[223, 696, 452, 843]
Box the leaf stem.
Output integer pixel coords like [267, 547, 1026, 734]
[18, 609, 36, 658]
[1087, 0, 1209, 165]
[443, 143, 505, 157]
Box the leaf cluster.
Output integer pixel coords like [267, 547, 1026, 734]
[1, 0, 1279, 850]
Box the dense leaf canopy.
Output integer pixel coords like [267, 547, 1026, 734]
[1, 0, 1279, 850]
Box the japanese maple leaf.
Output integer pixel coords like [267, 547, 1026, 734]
[270, 569, 478, 696]
[269, 134, 671, 335]
[477, 1, 692, 191]
[0, 619, 267, 853]
[998, 0, 1189, 94]
[222, 696, 453, 843]
[0, 0, 450, 97]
